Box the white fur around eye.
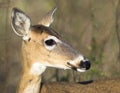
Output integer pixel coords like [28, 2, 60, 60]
[44, 36, 61, 50]
[44, 43, 56, 50]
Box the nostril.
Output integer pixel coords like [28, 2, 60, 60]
[85, 61, 91, 70]
[80, 60, 91, 70]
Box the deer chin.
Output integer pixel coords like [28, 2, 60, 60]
[76, 68, 86, 72]
[67, 62, 86, 72]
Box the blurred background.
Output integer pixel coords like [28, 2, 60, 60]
[0, 0, 120, 93]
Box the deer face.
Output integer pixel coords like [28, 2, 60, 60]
[11, 8, 91, 75]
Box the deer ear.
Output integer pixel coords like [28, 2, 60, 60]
[38, 7, 57, 27]
[11, 8, 31, 40]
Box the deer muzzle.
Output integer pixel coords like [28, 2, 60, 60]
[67, 57, 91, 72]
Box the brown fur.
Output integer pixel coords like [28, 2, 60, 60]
[12, 8, 89, 93]
[16, 25, 79, 93]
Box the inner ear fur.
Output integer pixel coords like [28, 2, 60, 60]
[11, 7, 31, 37]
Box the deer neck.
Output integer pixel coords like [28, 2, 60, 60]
[17, 72, 42, 93]
[17, 43, 44, 93]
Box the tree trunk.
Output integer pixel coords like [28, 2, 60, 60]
[41, 78, 120, 93]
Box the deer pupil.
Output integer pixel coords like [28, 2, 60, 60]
[45, 39, 56, 46]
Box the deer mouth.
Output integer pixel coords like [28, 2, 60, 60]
[67, 62, 86, 72]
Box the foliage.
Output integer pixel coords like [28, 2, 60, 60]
[0, 0, 120, 93]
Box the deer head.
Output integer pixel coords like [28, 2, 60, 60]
[11, 7, 91, 93]
[11, 7, 90, 75]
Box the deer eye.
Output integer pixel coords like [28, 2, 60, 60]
[45, 39, 56, 46]
[44, 36, 60, 50]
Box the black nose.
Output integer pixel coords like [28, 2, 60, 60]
[80, 60, 91, 70]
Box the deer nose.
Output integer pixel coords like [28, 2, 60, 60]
[80, 60, 91, 70]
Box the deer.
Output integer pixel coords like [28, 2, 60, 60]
[11, 7, 91, 93]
